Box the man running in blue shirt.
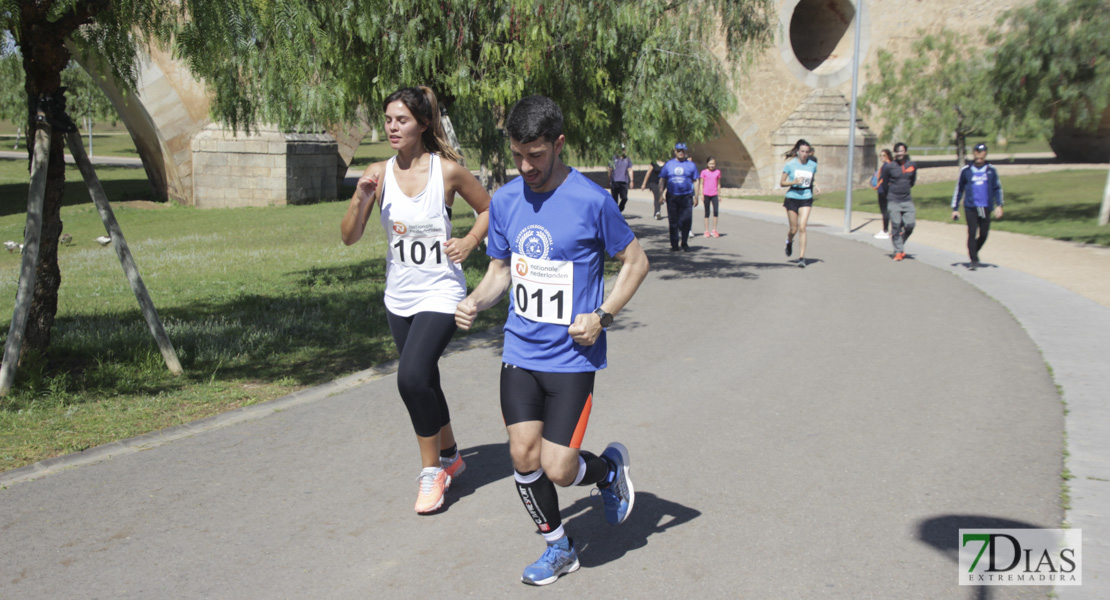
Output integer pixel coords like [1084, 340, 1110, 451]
[455, 95, 650, 586]
[951, 143, 1004, 270]
[660, 143, 700, 251]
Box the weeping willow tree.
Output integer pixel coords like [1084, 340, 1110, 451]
[176, 0, 775, 180]
[1, 0, 774, 358]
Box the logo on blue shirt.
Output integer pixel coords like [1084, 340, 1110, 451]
[514, 225, 554, 259]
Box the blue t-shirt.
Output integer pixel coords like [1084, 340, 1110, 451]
[488, 169, 635, 372]
[968, 165, 991, 207]
[661, 158, 699, 195]
[610, 156, 632, 183]
[783, 157, 817, 200]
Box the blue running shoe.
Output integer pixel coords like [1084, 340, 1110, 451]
[598, 442, 634, 525]
[521, 537, 579, 586]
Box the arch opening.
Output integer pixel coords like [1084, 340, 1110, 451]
[789, 0, 855, 73]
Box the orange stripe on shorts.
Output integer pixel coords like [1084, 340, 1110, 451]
[569, 393, 593, 449]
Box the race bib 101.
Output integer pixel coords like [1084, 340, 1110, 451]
[510, 253, 574, 325]
[390, 219, 448, 269]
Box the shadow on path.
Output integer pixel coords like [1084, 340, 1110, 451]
[440, 442, 513, 510]
[917, 514, 1050, 600]
[560, 492, 702, 568]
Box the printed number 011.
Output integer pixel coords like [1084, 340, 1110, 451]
[515, 284, 564, 321]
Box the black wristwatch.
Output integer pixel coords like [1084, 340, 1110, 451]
[594, 308, 614, 328]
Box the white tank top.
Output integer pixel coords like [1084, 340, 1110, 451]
[380, 153, 467, 316]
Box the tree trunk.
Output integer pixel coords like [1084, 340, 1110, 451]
[485, 104, 508, 191]
[439, 109, 465, 167]
[22, 122, 65, 359]
[955, 131, 967, 168]
[19, 22, 72, 360]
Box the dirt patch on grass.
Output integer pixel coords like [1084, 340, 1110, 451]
[114, 200, 169, 210]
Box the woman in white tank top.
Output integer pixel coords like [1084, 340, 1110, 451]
[341, 86, 490, 513]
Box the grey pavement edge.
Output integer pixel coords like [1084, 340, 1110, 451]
[0, 189, 1103, 598]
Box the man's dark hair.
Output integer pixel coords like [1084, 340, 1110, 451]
[893, 142, 908, 152]
[505, 95, 564, 143]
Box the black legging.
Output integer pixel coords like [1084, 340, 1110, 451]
[703, 194, 719, 218]
[610, 181, 629, 212]
[878, 192, 889, 232]
[667, 192, 693, 248]
[386, 310, 457, 437]
[965, 207, 991, 263]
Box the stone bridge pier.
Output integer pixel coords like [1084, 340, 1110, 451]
[72, 45, 365, 208]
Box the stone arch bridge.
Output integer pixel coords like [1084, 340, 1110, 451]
[79, 0, 1106, 207]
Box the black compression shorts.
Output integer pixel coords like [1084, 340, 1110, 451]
[500, 363, 595, 449]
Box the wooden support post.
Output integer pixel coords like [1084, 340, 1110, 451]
[0, 125, 51, 395]
[1099, 162, 1109, 227]
[64, 131, 183, 376]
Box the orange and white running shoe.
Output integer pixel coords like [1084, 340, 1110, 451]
[441, 451, 466, 490]
[414, 467, 447, 513]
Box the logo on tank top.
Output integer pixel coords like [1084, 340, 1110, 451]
[514, 225, 554, 259]
[392, 221, 408, 235]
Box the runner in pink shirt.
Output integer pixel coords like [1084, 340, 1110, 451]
[699, 157, 722, 237]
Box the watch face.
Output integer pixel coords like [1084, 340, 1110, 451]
[596, 309, 613, 327]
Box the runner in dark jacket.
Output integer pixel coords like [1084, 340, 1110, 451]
[878, 142, 917, 260]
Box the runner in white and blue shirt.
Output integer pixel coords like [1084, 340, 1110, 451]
[951, 143, 1004, 270]
[455, 96, 649, 587]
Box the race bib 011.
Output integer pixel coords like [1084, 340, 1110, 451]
[510, 253, 574, 325]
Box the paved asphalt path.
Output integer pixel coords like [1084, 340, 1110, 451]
[0, 195, 1073, 598]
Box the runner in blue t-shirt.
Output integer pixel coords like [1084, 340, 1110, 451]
[779, 139, 819, 267]
[455, 96, 649, 587]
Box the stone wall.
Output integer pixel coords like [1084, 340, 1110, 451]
[191, 126, 337, 208]
[696, 0, 1048, 192]
[771, 89, 877, 191]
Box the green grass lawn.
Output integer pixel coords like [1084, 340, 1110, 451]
[733, 170, 1110, 247]
[1, 122, 141, 159]
[906, 137, 1053, 156]
[0, 158, 507, 472]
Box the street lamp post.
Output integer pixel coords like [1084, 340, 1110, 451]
[844, 0, 864, 233]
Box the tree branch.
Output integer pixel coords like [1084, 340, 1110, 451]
[50, 0, 112, 38]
